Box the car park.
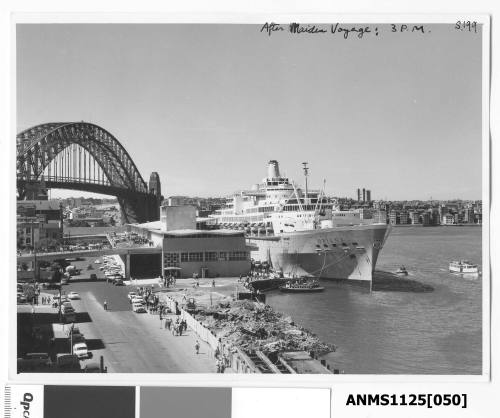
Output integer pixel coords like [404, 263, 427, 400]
[73, 342, 89, 359]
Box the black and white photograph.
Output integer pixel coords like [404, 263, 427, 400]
[14, 20, 488, 376]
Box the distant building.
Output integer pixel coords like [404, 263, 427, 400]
[357, 208, 373, 220]
[409, 211, 420, 225]
[373, 210, 387, 224]
[389, 210, 398, 225]
[357, 188, 361, 202]
[441, 213, 455, 225]
[17, 200, 63, 248]
[366, 190, 371, 203]
[421, 211, 431, 226]
[464, 208, 475, 223]
[399, 211, 409, 225]
[362, 188, 366, 202]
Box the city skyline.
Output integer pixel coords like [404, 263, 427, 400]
[17, 24, 483, 201]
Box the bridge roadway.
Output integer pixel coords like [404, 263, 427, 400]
[18, 247, 162, 279]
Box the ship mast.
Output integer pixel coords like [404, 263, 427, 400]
[302, 162, 309, 205]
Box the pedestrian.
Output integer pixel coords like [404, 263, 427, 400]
[195, 340, 200, 355]
[178, 324, 183, 336]
[212, 279, 215, 288]
[103, 300, 108, 311]
[216, 359, 221, 373]
[166, 317, 172, 330]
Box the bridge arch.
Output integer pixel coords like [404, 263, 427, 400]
[17, 122, 162, 223]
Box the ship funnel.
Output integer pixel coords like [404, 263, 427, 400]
[267, 160, 280, 179]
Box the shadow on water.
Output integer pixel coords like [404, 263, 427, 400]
[372, 270, 434, 293]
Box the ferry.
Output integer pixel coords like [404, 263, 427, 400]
[449, 260, 479, 274]
[210, 160, 391, 287]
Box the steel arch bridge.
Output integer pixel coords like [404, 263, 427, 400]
[17, 122, 162, 223]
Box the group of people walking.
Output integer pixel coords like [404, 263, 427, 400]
[163, 316, 187, 336]
[40, 295, 53, 305]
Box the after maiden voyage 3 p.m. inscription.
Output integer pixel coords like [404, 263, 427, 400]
[260, 22, 429, 39]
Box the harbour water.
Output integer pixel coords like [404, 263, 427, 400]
[266, 226, 483, 374]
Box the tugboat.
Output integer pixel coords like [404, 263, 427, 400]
[279, 277, 325, 293]
[395, 265, 408, 276]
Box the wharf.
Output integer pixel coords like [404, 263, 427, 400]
[158, 277, 335, 374]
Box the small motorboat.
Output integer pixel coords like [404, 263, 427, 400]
[449, 260, 479, 275]
[395, 266, 408, 276]
[279, 278, 325, 293]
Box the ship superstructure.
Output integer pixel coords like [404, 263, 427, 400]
[211, 160, 391, 287]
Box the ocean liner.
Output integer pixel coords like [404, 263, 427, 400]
[211, 160, 391, 287]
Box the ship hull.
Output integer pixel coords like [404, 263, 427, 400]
[248, 223, 391, 287]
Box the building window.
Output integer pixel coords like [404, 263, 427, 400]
[205, 252, 217, 261]
[164, 252, 179, 267]
[219, 252, 228, 261]
[229, 251, 248, 261]
[25, 227, 31, 234]
[181, 252, 189, 262]
[25, 237, 31, 245]
[188, 252, 203, 262]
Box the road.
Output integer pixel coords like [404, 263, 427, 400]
[47, 256, 217, 373]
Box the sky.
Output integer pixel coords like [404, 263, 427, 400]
[16, 23, 483, 200]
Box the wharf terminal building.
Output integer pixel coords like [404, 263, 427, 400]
[128, 205, 251, 279]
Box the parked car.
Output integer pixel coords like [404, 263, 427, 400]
[113, 278, 124, 286]
[67, 292, 80, 300]
[61, 278, 69, 285]
[131, 296, 145, 305]
[133, 303, 147, 313]
[90, 273, 98, 280]
[127, 292, 137, 301]
[73, 343, 89, 359]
